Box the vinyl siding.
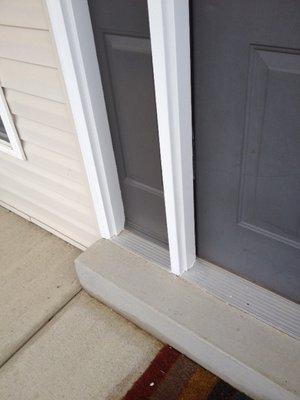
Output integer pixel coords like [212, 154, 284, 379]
[0, 0, 99, 248]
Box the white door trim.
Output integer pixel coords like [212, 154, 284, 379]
[46, 0, 195, 275]
[147, 0, 195, 274]
[45, 0, 124, 239]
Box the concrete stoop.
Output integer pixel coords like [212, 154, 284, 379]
[75, 239, 300, 400]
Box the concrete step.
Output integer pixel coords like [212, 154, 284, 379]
[76, 238, 300, 400]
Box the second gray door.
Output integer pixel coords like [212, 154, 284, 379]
[192, 0, 300, 302]
[88, 0, 167, 244]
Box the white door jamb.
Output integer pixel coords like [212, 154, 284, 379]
[46, 0, 195, 275]
[147, 0, 196, 274]
[45, 0, 125, 239]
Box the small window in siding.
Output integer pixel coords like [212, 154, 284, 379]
[0, 115, 9, 143]
[0, 86, 25, 159]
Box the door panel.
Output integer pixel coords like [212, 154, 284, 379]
[240, 46, 300, 248]
[191, 0, 300, 302]
[88, 0, 167, 244]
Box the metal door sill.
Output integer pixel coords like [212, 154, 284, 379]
[110, 229, 299, 339]
[111, 230, 171, 271]
[184, 259, 299, 339]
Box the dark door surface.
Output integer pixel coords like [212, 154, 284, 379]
[192, 0, 300, 302]
[88, 0, 167, 244]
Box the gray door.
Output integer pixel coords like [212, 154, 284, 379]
[192, 0, 300, 302]
[88, 0, 167, 244]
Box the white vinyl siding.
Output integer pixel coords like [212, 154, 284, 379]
[0, 0, 99, 248]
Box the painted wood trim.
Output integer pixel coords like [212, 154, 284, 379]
[45, 0, 124, 239]
[147, 0, 195, 274]
[0, 86, 25, 160]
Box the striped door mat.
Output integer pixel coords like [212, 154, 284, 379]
[123, 345, 253, 400]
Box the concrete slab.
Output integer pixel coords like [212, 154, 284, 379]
[0, 207, 81, 366]
[0, 291, 162, 400]
[76, 239, 300, 400]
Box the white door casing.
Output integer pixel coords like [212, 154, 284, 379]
[45, 0, 125, 240]
[46, 0, 195, 274]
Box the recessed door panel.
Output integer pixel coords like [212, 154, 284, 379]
[239, 46, 300, 248]
[192, 0, 300, 301]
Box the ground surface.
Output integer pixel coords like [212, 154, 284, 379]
[0, 207, 162, 399]
[0, 206, 81, 366]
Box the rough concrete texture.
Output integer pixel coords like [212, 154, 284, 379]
[0, 206, 81, 366]
[0, 291, 162, 400]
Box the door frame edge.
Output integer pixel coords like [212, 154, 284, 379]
[148, 0, 196, 274]
[46, 0, 196, 274]
[45, 0, 125, 239]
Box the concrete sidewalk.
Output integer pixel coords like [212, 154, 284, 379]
[0, 207, 81, 366]
[0, 207, 162, 399]
[0, 291, 162, 400]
